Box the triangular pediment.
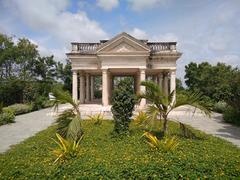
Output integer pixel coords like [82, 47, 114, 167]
[97, 32, 150, 54]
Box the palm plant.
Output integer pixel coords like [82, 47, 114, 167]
[138, 81, 211, 135]
[51, 133, 83, 163]
[52, 88, 83, 141]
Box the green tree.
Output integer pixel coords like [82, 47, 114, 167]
[16, 38, 39, 80]
[185, 62, 236, 102]
[0, 34, 17, 79]
[139, 81, 211, 135]
[57, 59, 72, 92]
[111, 78, 136, 134]
[52, 88, 82, 141]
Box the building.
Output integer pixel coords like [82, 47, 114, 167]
[66, 32, 182, 107]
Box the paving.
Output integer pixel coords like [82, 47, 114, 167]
[0, 104, 239, 153]
[169, 105, 240, 148]
[0, 107, 56, 153]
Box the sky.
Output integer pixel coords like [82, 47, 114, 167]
[0, 0, 239, 80]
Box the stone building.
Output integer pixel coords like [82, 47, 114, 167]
[66, 32, 182, 107]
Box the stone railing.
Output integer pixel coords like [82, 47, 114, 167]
[147, 42, 176, 52]
[71, 43, 100, 54]
[71, 42, 177, 54]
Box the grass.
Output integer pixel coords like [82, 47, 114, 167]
[0, 120, 240, 179]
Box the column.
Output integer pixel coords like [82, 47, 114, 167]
[140, 69, 146, 108]
[72, 70, 78, 101]
[163, 72, 169, 97]
[79, 72, 85, 104]
[90, 76, 94, 101]
[86, 73, 90, 102]
[158, 73, 163, 91]
[108, 73, 112, 103]
[102, 69, 109, 106]
[170, 70, 176, 103]
[154, 75, 158, 84]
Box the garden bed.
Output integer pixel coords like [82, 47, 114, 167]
[0, 121, 239, 179]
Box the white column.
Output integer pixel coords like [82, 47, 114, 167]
[154, 75, 158, 84]
[170, 70, 176, 103]
[72, 70, 78, 101]
[90, 76, 94, 101]
[86, 73, 90, 102]
[163, 72, 169, 96]
[158, 73, 163, 91]
[140, 69, 146, 108]
[79, 72, 85, 104]
[102, 69, 109, 106]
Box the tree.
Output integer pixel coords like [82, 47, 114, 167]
[0, 34, 17, 79]
[185, 62, 236, 102]
[16, 38, 39, 80]
[57, 59, 72, 92]
[139, 81, 211, 135]
[0, 33, 64, 106]
[52, 88, 82, 141]
[176, 78, 184, 91]
[111, 78, 136, 134]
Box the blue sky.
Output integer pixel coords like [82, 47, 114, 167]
[0, 0, 239, 79]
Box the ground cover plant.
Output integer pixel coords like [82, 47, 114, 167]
[0, 120, 239, 179]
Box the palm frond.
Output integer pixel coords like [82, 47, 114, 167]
[56, 109, 75, 138]
[174, 91, 211, 117]
[66, 116, 83, 141]
[138, 81, 166, 107]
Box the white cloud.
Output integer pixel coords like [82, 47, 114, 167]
[128, 28, 148, 39]
[151, 33, 178, 42]
[96, 0, 119, 11]
[1, 0, 108, 61]
[215, 55, 240, 67]
[127, 0, 168, 11]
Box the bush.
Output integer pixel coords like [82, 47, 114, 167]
[3, 103, 32, 115]
[88, 113, 104, 125]
[111, 78, 136, 134]
[31, 96, 49, 111]
[0, 109, 15, 126]
[223, 106, 240, 126]
[213, 101, 227, 113]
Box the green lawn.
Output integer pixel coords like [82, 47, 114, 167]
[0, 121, 240, 179]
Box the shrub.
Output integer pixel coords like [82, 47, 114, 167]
[43, 100, 54, 108]
[223, 106, 240, 126]
[111, 78, 136, 134]
[3, 103, 32, 115]
[31, 96, 48, 111]
[51, 133, 83, 163]
[142, 132, 179, 152]
[0, 109, 15, 126]
[213, 101, 227, 113]
[133, 111, 150, 128]
[88, 113, 104, 125]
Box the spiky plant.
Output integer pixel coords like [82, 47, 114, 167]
[52, 88, 82, 141]
[51, 133, 83, 163]
[142, 132, 179, 152]
[138, 81, 211, 135]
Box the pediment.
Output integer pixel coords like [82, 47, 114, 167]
[97, 32, 150, 54]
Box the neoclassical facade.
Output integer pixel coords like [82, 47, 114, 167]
[67, 32, 182, 107]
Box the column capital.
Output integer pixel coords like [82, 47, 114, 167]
[139, 68, 146, 74]
[158, 72, 163, 77]
[102, 69, 108, 73]
[170, 70, 176, 75]
[79, 71, 85, 76]
[72, 70, 77, 75]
